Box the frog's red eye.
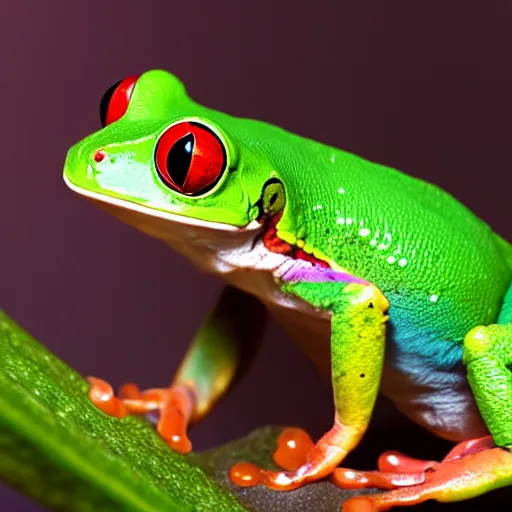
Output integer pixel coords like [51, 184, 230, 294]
[155, 122, 227, 196]
[99, 75, 140, 127]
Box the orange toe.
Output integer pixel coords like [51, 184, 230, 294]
[87, 377, 128, 418]
[273, 427, 315, 471]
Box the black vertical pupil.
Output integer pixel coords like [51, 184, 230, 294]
[167, 134, 195, 188]
[99, 80, 121, 127]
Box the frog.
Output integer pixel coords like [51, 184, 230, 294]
[63, 70, 512, 511]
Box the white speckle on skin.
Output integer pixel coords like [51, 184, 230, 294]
[387, 455, 399, 467]
[387, 256, 396, 264]
[346, 217, 353, 225]
[430, 294, 439, 303]
[336, 218, 345, 225]
[338, 187, 345, 194]
[472, 329, 485, 340]
[398, 258, 408, 267]
[359, 228, 371, 237]
[275, 473, 293, 485]
[331, 155, 336, 163]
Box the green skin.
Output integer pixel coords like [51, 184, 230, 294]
[64, 70, 512, 509]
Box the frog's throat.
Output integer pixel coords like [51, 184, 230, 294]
[64, 176, 335, 280]
[63, 176, 260, 233]
[213, 212, 336, 281]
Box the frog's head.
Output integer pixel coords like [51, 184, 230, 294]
[64, 70, 289, 265]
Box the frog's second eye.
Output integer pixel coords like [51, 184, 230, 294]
[155, 122, 226, 196]
[99, 75, 140, 127]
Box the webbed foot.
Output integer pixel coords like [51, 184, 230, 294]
[229, 423, 352, 490]
[231, 427, 512, 511]
[338, 436, 512, 511]
[88, 377, 195, 453]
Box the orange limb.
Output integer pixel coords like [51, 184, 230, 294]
[87, 376, 195, 453]
[377, 451, 437, 474]
[333, 435, 496, 492]
[334, 468, 427, 491]
[332, 451, 439, 491]
[341, 446, 512, 511]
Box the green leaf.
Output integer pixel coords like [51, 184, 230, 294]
[0, 311, 246, 512]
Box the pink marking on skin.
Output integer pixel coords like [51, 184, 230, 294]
[280, 264, 367, 285]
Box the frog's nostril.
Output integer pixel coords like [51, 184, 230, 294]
[93, 149, 106, 163]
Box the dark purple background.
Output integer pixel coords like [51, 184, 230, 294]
[2, 1, 512, 510]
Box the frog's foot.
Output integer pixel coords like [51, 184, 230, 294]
[87, 377, 195, 453]
[230, 420, 359, 490]
[336, 436, 512, 511]
[334, 435, 495, 490]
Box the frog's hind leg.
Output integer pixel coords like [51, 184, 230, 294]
[339, 292, 512, 510]
[341, 446, 512, 511]
[332, 434, 495, 492]
[464, 324, 512, 449]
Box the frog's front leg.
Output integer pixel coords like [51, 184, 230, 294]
[230, 265, 389, 490]
[88, 285, 266, 453]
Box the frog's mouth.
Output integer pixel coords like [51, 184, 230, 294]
[64, 176, 331, 280]
[64, 175, 260, 234]
[257, 212, 330, 268]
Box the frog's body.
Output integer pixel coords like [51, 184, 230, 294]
[64, 70, 512, 511]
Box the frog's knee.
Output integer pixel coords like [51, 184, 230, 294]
[463, 325, 499, 361]
[344, 283, 389, 313]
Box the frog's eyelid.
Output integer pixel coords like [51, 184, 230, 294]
[100, 75, 140, 127]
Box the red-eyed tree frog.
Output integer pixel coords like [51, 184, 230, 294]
[63, 70, 512, 511]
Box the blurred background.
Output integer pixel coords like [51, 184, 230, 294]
[1, 1, 512, 510]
